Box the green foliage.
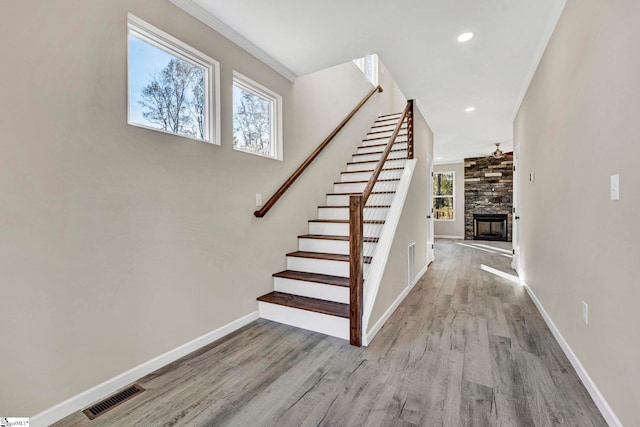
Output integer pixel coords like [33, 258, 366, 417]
[433, 172, 454, 219]
[433, 172, 454, 196]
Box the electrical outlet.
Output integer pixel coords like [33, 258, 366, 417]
[582, 301, 589, 326]
[529, 172, 535, 183]
[255, 193, 262, 207]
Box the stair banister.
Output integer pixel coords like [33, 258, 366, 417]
[254, 85, 383, 218]
[349, 99, 414, 346]
[361, 100, 413, 203]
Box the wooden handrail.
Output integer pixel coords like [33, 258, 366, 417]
[254, 85, 383, 217]
[349, 99, 414, 347]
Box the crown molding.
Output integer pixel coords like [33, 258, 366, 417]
[168, 0, 297, 82]
[510, 0, 567, 120]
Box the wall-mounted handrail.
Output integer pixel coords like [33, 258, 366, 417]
[349, 99, 414, 346]
[254, 85, 383, 218]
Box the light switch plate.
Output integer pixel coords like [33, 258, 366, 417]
[256, 193, 263, 207]
[610, 174, 619, 201]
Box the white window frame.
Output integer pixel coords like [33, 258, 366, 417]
[353, 54, 379, 87]
[127, 14, 221, 145]
[232, 71, 283, 161]
[433, 171, 455, 221]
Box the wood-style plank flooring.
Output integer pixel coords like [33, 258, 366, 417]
[54, 239, 606, 427]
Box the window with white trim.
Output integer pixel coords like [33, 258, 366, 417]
[232, 71, 283, 160]
[127, 14, 220, 144]
[433, 171, 455, 220]
[353, 54, 379, 86]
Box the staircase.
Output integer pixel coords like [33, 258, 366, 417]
[257, 112, 409, 341]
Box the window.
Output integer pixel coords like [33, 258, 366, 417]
[232, 71, 283, 160]
[127, 14, 220, 144]
[433, 171, 455, 220]
[353, 54, 379, 86]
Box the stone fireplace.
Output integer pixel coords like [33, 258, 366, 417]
[464, 155, 513, 240]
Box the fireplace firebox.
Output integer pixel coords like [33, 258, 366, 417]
[473, 214, 508, 241]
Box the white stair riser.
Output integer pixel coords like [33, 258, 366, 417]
[347, 159, 406, 171]
[298, 238, 376, 255]
[375, 115, 402, 123]
[273, 277, 349, 304]
[340, 169, 402, 182]
[361, 135, 408, 147]
[326, 193, 395, 206]
[357, 142, 408, 154]
[370, 124, 407, 133]
[299, 238, 347, 254]
[364, 130, 407, 141]
[333, 181, 399, 194]
[287, 256, 349, 277]
[318, 207, 390, 220]
[352, 150, 407, 163]
[258, 302, 349, 340]
[309, 221, 384, 237]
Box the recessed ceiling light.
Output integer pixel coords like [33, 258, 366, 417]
[457, 32, 474, 42]
[465, 107, 475, 112]
[437, 157, 442, 160]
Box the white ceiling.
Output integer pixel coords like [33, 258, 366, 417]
[177, 0, 565, 163]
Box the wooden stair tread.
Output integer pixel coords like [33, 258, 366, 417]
[363, 134, 408, 142]
[367, 129, 408, 135]
[308, 219, 385, 224]
[377, 112, 403, 119]
[286, 251, 372, 263]
[371, 122, 408, 128]
[257, 291, 349, 318]
[317, 205, 391, 209]
[352, 149, 407, 157]
[347, 158, 408, 165]
[298, 234, 380, 243]
[326, 191, 395, 195]
[341, 167, 404, 174]
[334, 179, 400, 184]
[273, 270, 350, 287]
[357, 142, 407, 149]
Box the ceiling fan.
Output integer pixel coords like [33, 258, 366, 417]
[490, 143, 504, 159]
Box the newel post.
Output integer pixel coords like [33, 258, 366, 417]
[349, 195, 364, 346]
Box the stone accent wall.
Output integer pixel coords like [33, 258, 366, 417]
[464, 155, 513, 240]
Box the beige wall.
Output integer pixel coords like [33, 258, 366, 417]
[0, 0, 403, 416]
[369, 109, 433, 330]
[514, 0, 640, 425]
[378, 60, 408, 113]
[433, 163, 465, 238]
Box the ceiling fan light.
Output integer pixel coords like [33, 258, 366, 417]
[491, 143, 504, 159]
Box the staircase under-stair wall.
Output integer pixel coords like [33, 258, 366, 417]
[257, 111, 415, 343]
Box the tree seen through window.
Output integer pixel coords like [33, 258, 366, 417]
[433, 172, 454, 220]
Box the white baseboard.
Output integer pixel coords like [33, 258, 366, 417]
[30, 311, 260, 427]
[434, 235, 464, 239]
[523, 284, 622, 427]
[363, 263, 428, 346]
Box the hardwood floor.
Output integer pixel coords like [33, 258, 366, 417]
[54, 239, 606, 427]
